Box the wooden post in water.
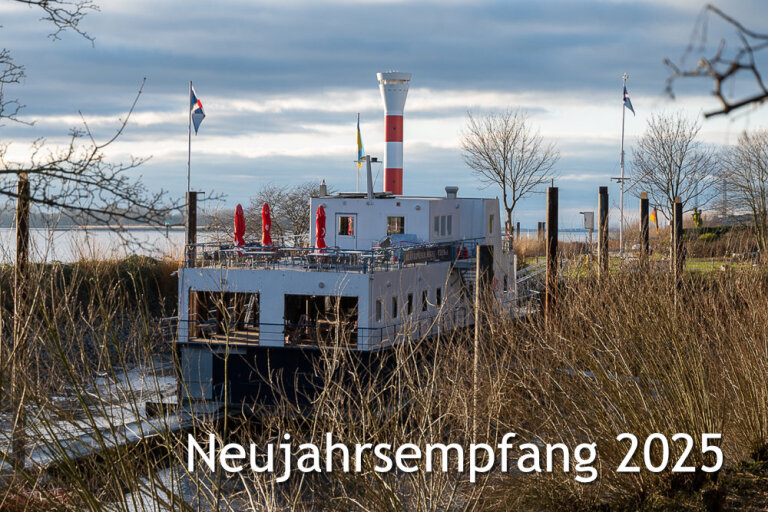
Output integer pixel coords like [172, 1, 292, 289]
[12, 172, 30, 468]
[640, 192, 649, 271]
[473, 244, 493, 444]
[673, 196, 684, 281]
[545, 187, 558, 325]
[186, 191, 198, 268]
[598, 186, 609, 277]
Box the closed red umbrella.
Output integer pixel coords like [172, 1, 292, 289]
[316, 205, 326, 249]
[234, 204, 245, 249]
[261, 203, 273, 246]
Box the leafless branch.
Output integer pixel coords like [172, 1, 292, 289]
[0, 78, 181, 230]
[0, 49, 30, 126]
[665, 4, 768, 118]
[15, 0, 99, 43]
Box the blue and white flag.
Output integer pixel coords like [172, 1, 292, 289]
[190, 84, 206, 134]
[623, 85, 635, 116]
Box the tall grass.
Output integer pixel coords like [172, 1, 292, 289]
[0, 255, 766, 511]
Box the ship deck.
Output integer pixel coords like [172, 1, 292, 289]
[186, 239, 484, 273]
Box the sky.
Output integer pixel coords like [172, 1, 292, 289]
[2, 0, 768, 230]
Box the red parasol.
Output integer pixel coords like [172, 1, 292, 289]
[316, 205, 326, 249]
[234, 204, 245, 249]
[261, 203, 273, 246]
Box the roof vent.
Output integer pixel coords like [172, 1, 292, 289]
[445, 186, 458, 199]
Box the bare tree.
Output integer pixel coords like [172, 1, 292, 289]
[0, 1, 177, 229]
[666, 4, 768, 118]
[723, 130, 768, 259]
[631, 112, 718, 220]
[0, 80, 177, 228]
[0, 0, 175, 469]
[461, 110, 558, 233]
[283, 181, 331, 238]
[245, 181, 331, 243]
[246, 184, 289, 238]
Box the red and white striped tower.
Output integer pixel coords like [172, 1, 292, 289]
[377, 71, 411, 195]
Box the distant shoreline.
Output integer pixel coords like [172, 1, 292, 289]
[0, 225, 188, 231]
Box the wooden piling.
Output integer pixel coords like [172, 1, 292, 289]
[473, 244, 493, 443]
[673, 196, 683, 281]
[640, 192, 649, 270]
[598, 186, 609, 276]
[186, 191, 198, 267]
[12, 172, 30, 468]
[545, 187, 558, 325]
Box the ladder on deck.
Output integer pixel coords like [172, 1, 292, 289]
[452, 259, 476, 302]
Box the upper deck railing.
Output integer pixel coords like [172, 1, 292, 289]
[184, 238, 489, 274]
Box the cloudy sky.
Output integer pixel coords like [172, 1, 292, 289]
[2, 0, 768, 229]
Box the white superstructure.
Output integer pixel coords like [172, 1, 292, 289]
[178, 187, 515, 354]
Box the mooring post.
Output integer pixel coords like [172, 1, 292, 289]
[640, 192, 649, 271]
[545, 187, 558, 326]
[598, 186, 609, 277]
[12, 172, 30, 468]
[473, 244, 493, 444]
[186, 191, 198, 268]
[673, 196, 684, 281]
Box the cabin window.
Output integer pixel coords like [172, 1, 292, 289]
[387, 216, 405, 235]
[407, 293, 413, 315]
[189, 291, 259, 340]
[421, 290, 428, 311]
[436, 287, 442, 306]
[338, 216, 354, 235]
[489, 214, 495, 234]
[376, 299, 383, 322]
[433, 215, 453, 237]
[392, 297, 398, 319]
[284, 294, 358, 346]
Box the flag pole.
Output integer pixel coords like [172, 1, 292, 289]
[186, 81, 192, 267]
[619, 73, 627, 258]
[187, 80, 192, 195]
[356, 112, 360, 193]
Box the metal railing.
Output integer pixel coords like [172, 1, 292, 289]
[168, 305, 471, 349]
[184, 238, 488, 274]
[516, 260, 546, 302]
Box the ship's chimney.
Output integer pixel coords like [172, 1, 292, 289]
[377, 71, 411, 196]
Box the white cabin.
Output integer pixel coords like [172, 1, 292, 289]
[176, 187, 515, 360]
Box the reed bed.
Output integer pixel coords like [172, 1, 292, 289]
[0, 256, 766, 511]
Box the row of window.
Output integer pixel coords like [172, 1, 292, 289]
[375, 287, 442, 322]
[337, 215, 407, 236]
[335, 213, 496, 238]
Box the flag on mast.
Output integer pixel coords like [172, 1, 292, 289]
[650, 208, 659, 234]
[356, 113, 365, 170]
[623, 84, 635, 116]
[190, 84, 206, 134]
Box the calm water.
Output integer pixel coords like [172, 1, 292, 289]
[0, 227, 187, 263]
[0, 227, 593, 263]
